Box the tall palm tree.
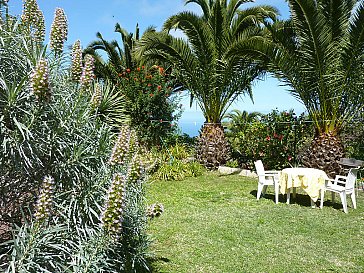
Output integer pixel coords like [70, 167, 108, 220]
[228, 0, 364, 177]
[137, 0, 278, 169]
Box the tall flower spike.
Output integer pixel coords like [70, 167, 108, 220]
[101, 173, 127, 236]
[71, 40, 83, 83]
[30, 58, 51, 102]
[90, 83, 102, 109]
[109, 126, 131, 166]
[21, 0, 45, 44]
[80, 54, 95, 91]
[127, 153, 143, 183]
[49, 8, 68, 56]
[34, 175, 55, 223]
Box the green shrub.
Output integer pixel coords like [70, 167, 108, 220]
[117, 65, 182, 147]
[226, 109, 312, 170]
[150, 143, 205, 181]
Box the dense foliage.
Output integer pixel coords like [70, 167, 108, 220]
[0, 4, 150, 272]
[117, 65, 181, 147]
[225, 109, 312, 170]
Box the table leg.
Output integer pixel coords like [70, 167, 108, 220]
[310, 198, 316, 208]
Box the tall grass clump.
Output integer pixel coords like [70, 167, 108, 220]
[0, 3, 150, 272]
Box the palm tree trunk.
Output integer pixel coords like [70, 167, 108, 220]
[196, 123, 230, 170]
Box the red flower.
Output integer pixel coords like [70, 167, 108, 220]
[288, 155, 292, 161]
[157, 85, 162, 90]
[278, 134, 283, 141]
[126, 68, 131, 73]
[137, 67, 141, 71]
[148, 83, 152, 87]
[142, 65, 145, 69]
[149, 93, 154, 97]
[266, 136, 271, 141]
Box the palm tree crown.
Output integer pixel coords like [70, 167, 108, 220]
[137, 0, 278, 124]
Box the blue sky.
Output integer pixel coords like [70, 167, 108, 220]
[7, 0, 305, 134]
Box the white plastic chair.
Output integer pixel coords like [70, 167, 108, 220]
[254, 160, 280, 204]
[320, 168, 359, 213]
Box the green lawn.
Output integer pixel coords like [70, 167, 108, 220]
[146, 172, 364, 273]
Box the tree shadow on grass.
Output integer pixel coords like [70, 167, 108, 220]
[147, 256, 171, 273]
[250, 190, 326, 208]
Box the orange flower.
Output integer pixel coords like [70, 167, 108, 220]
[148, 83, 152, 87]
[157, 85, 162, 90]
[149, 93, 154, 97]
[137, 67, 141, 71]
[126, 68, 131, 73]
[142, 65, 145, 69]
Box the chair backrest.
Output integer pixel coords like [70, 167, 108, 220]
[254, 160, 265, 177]
[345, 168, 359, 190]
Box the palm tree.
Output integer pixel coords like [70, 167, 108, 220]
[223, 109, 262, 134]
[137, 0, 278, 169]
[227, 0, 364, 177]
[85, 24, 155, 83]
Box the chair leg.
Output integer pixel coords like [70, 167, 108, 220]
[287, 189, 291, 204]
[320, 189, 325, 209]
[257, 183, 264, 200]
[274, 183, 279, 204]
[351, 191, 357, 209]
[340, 192, 348, 213]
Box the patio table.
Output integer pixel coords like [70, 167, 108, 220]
[279, 167, 328, 206]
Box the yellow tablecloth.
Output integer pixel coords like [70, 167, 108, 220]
[279, 168, 328, 202]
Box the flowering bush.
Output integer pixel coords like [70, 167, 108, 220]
[117, 65, 181, 147]
[0, 6, 150, 272]
[226, 109, 312, 170]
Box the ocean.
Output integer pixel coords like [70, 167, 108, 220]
[177, 111, 205, 137]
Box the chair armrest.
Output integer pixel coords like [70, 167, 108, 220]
[264, 171, 280, 175]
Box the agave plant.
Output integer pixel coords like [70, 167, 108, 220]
[228, 0, 364, 177]
[137, 0, 278, 169]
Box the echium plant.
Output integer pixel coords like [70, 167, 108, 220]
[71, 40, 83, 82]
[109, 126, 138, 166]
[49, 7, 68, 56]
[90, 82, 102, 109]
[100, 173, 127, 236]
[34, 175, 55, 223]
[30, 58, 51, 101]
[21, 0, 45, 44]
[127, 153, 142, 183]
[80, 54, 95, 91]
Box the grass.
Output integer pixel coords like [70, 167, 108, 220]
[146, 172, 364, 273]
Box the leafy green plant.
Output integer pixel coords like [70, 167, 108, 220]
[146, 142, 204, 181]
[225, 159, 239, 168]
[117, 66, 181, 147]
[226, 109, 312, 170]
